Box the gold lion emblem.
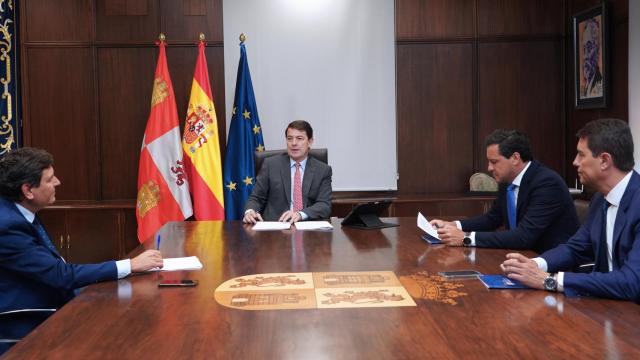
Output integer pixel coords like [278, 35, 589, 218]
[137, 180, 161, 218]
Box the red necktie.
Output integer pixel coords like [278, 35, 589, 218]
[293, 162, 303, 211]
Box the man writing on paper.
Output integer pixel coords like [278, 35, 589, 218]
[430, 129, 579, 253]
[502, 119, 640, 301]
[243, 120, 332, 224]
[0, 148, 163, 354]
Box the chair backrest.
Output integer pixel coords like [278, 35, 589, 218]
[469, 172, 498, 192]
[254, 148, 328, 174]
[0, 309, 56, 355]
[574, 199, 590, 225]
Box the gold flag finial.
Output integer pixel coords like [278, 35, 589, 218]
[158, 33, 166, 43]
[199, 33, 205, 42]
[239, 33, 246, 43]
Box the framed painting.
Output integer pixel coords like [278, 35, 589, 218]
[573, 2, 609, 109]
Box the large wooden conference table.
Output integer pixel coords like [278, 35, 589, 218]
[5, 218, 640, 359]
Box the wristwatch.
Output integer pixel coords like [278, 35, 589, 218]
[462, 232, 472, 247]
[543, 273, 558, 292]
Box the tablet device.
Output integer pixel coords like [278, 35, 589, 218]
[341, 200, 398, 229]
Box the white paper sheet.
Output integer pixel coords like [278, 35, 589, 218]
[147, 256, 203, 272]
[294, 221, 334, 230]
[417, 212, 440, 240]
[252, 221, 292, 231]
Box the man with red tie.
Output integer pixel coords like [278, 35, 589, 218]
[243, 120, 332, 223]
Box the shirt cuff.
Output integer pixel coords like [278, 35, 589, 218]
[455, 221, 462, 229]
[116, 259, 131, 279]
[532, 257, 548, 272]
[557, 272, 565, 292]
[299, 211, 308, 221]
[469, 232, 477, 246]
[244, 209, 254, 215]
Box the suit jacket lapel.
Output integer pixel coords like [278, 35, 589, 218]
[302, 158, 315, 206]
[612, 172, 640, 267]
[515, 161, 538, 221]
[32, 216, 63, 259]
[280, 155, 292, 205]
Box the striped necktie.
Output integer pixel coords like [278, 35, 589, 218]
[33, 217, 60, 257]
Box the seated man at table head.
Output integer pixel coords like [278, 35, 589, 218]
[0, 147, 163, 352]
[502, 119, 640, 302]
[430, 129, 579, 253]
[243, 120, 332, 224]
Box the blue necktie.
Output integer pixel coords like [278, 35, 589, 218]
[596, 200, 611, 273]
[32, 217, 60, 257]
[506, 184, 517, 230]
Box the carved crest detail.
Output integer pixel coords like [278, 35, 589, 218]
[230, 275, 306, 288]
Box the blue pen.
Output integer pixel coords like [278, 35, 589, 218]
[156, 234, 161, 250]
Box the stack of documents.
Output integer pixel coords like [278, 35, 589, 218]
[294, 221, 333, 230]
[147, 256, 203, 272]
[252, 222, 292, 231]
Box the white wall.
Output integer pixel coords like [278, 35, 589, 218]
[631, 0, 640, 171]
[223, 0, 397, 191]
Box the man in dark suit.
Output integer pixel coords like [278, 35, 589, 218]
[243, 120, 332, 223]
[431, 130, 579, 253]
[0, 148, 163, 354]
[503, 119, 640, 301]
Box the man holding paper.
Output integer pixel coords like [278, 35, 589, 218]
[502, 119, 640, 301]
[0, 148, 163, 354]
[243, 120, 332, 224]
[430, 129, 579, 253]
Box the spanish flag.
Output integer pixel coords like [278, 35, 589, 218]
[181, 38, 225, 220]
[136, 38, 193, 242]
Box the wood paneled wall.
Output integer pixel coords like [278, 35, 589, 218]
[20, 0, 225, 201]
[19, 0, 629, 201]
[564, 0, 629, 184]
[396, 0, 566, 195]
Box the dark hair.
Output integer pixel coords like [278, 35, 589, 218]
[285, 120, 313, 139]
[576, 118, 634, 171]
[0, 147, 54, 202]
[484, 129, 533, 162]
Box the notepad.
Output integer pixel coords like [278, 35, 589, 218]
[478, 275, 528, 289]
[147, 256, 203, 272]
[294, 221, 333, 230]
[252, 221, 292, 231]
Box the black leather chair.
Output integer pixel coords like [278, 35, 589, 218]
[0, 308, 56, 355]
[254, 148, 328, 174]
[573, 199, 594, 273]
[574, 199, 590, 225]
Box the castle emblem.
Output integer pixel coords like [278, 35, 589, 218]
[150, 78, 169, 107]
[137, 180, 160, 218]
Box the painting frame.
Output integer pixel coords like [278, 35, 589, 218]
[573, 2, 609, 109]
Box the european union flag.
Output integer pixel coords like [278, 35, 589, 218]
[223, 40, 265, 220]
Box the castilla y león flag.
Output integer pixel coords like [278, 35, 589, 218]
[181, 40, 225, 220]
[136, 40, 193, 242]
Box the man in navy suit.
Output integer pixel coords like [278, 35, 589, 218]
[503, 119, 640, 301]
[0, 147, 163, 354]
[431, 130, 579, 253]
